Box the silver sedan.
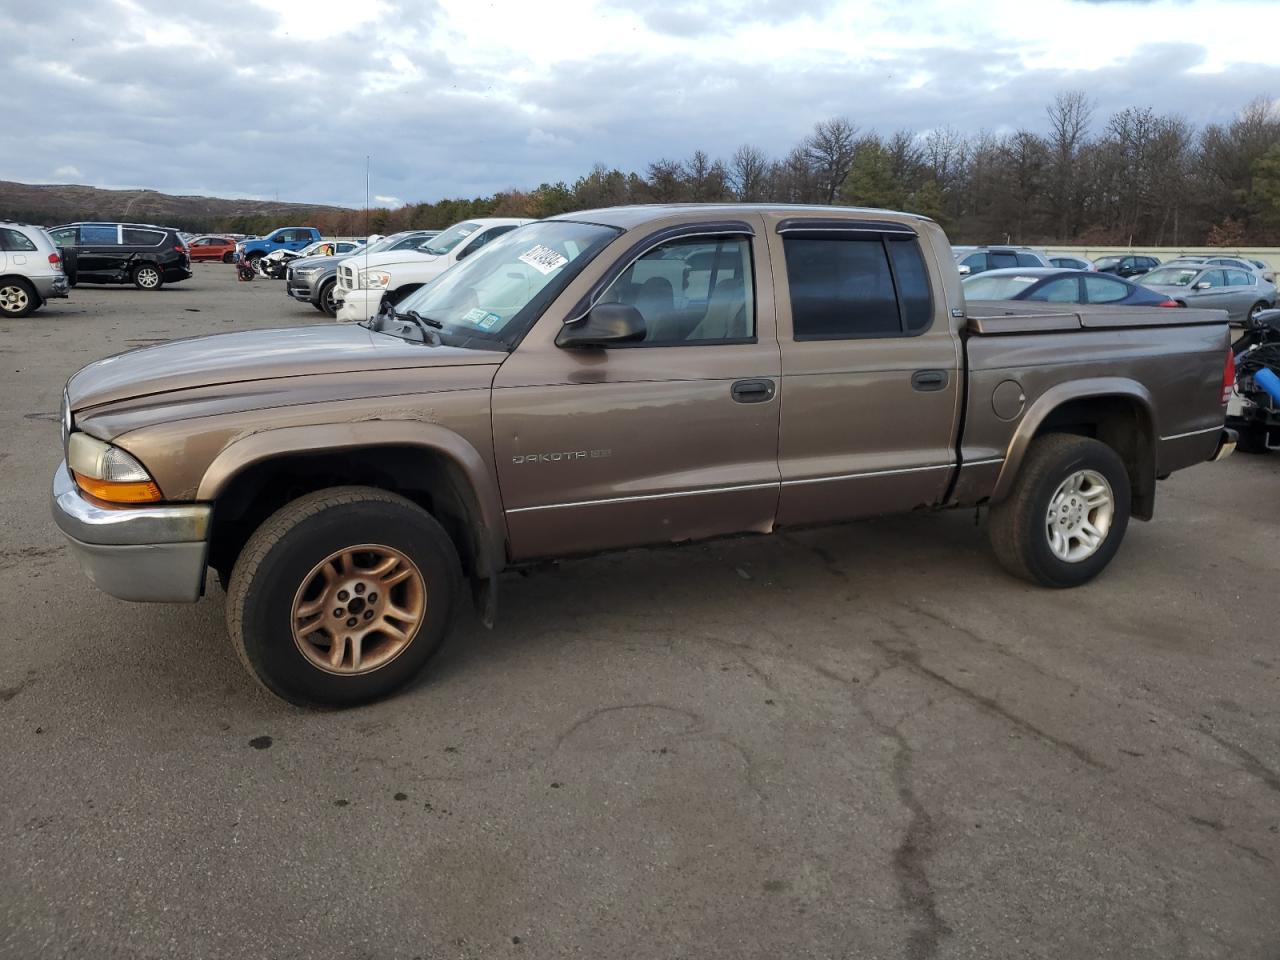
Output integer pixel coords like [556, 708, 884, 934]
[1139, 264, 1277, 324]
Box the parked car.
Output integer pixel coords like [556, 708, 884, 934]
[0, 220, 70, 317]
[188, 236, 238, 263]
[48, 222, 192, 290]
[1093, 255, 1160, 278]
[287, 231, 441, 316]
[1048, 255, 1094, 271]
[1164, 256, 1275, 284]
[334, 218, 532, 322]
[1139, 264, 1277, 324]
[52, 204, 1236, 706]
[236, 227, 322, 266]
[963, 268, 1177, 307]
[259, 239, 363, 280]
[952, 246, 1051, 276]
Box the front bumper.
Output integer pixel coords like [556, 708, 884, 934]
[286, 270, 321, 301]
[51, 462, 211, 602]
[336, 288, 381, 323]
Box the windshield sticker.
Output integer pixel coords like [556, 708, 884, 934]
[462, 307, 502, 329]
[518, 245, 569, 276]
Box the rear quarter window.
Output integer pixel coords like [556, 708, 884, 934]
[0, 228, 38, 252]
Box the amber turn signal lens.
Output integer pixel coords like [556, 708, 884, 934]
[72, 471, 163, 505]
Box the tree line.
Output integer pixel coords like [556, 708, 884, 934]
[223, 92, 1280, 246]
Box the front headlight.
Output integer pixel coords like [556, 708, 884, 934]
[67, 432, 163, 505]
[359, 270, 391, 290]
[296, 266, 322, 277]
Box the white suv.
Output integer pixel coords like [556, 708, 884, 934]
[1, 221, 69, 317]
[335, 218, 532, 322]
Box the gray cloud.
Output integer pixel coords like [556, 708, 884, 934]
[1, 0, 1277, 208]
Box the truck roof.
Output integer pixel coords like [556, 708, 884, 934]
[551, 203, 936, 230]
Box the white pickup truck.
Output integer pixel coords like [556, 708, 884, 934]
[334, 218, 532, 322]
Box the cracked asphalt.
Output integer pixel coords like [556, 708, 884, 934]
[2, 265, 1279, 959]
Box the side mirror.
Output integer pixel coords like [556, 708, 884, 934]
[1194, 281, 1211, 290]
[556, 303, 646, 348]
[957, 264, 971, 276]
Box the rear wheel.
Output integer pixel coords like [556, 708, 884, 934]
[989, 434, 1131, 588]
[1248, 301, 1268, 324]
[133, 263, 163, 290]
[0, 278, 37, 317]
[226, 487, 460, 707]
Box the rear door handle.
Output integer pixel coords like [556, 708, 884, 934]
[911, 369, 949, 392]
[731, 379, 776, 403]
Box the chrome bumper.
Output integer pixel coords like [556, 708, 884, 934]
[50, 462, 211, 602]
[1212, 428, 1237, 462]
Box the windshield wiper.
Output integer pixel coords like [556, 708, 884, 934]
[367, 306, 443, 345]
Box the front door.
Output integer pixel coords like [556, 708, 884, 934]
[76, 223, 123, 280]
[492, 222, 781, 560]
[766, 215, 962, 527]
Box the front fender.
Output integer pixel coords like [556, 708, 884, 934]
[195, 421, 507, 573]
[990, 377, 1157, 504]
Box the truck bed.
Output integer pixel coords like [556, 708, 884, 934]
[965, 301, 1228, 335]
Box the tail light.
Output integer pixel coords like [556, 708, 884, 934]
[1157, 299, 1179, 308]
[48, 252, 63, 272]
[1222, 348, 1235, 405]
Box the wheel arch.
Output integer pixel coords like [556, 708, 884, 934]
[200, 423, 506, 624]
[992, 378, 1158, 520]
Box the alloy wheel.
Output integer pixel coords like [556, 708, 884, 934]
[1045, 469, 1114, 562]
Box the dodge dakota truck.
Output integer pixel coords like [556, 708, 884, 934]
[51, 204, 1237, 706]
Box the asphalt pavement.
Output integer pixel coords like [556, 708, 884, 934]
[2, 263, 1278, 959]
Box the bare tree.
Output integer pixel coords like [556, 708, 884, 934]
[728, 144, 770, 201]
[1046, 90, 1094, 238]
[646, 159, 686, 203]
[804, 117, 859, 203]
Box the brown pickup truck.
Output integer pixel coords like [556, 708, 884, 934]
[51, 204, 1237, 706]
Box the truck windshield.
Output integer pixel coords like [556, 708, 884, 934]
[422, 222, 482, 256]
[962, 274, 1041, 299]
[385, 221, 621, 349]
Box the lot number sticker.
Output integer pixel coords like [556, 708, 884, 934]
[518, 245, 569, 275]
[461, 307, 502, 330]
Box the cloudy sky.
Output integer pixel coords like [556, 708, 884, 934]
[3, 0, 1278, 208]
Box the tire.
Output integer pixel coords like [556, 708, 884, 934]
[0, 278, 37, 318]
[317, 278, 339, 317]
[988, 434, 1131, 588]
[133, 263, 164, 290]
[222, 251, 236, 264]
[226, 486, 460, 707]
[1248, 302, 1268, 324]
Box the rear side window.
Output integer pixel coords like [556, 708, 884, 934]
[122, 227, 164, 245]
[0, 228, 38, 252]
[1083, 276, 1129, 303]
[80, 224, 119, 244]
[1027, 277, 1081, 303]
[1225, 269, 1254, 286]
[989, 251, 1018, 269]
[784, 235, 933, 340]
[1015, 253, 1042, 266]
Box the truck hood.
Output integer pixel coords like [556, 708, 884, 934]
[67, 324, 502, 412]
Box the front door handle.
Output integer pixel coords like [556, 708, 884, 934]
[731, 378, 776, 403]
[911, 369, 949, 392]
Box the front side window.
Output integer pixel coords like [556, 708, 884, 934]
[80, 224, 119, 244]
[1143, 267, 1198, 287]
[785, 234, 932, 339]
[0, 228, 38, 252]
[597, 235, 755, 344]
[1027, 277, 1081, 303]
[1198, 270, 1227, 289]
[459, 225, 519, 260]
[388, 220, 620, 348]
[122, 228, 164, 245]
[1083, 275, 1129, 303]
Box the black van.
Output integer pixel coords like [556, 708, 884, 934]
[48, 222, 192, 290]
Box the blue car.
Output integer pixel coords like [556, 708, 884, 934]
[962, 268, 1177, 307]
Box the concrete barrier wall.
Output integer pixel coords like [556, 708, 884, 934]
[1044, 246, 1280, 265]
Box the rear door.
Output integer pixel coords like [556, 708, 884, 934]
[492, 218, 781, 560]
[1223, 269, 1261, 322]
[769, 216, 961, 526]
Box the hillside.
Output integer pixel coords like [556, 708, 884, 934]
[0, 180, 353, 232]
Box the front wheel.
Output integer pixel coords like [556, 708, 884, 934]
[133, 263, 163, 290]
[318, 278, 339, 317]
[226, 487, 460, 707]
[988, 434, 1131, 588]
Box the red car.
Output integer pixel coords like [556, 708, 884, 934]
[188, 236, 238, 263]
